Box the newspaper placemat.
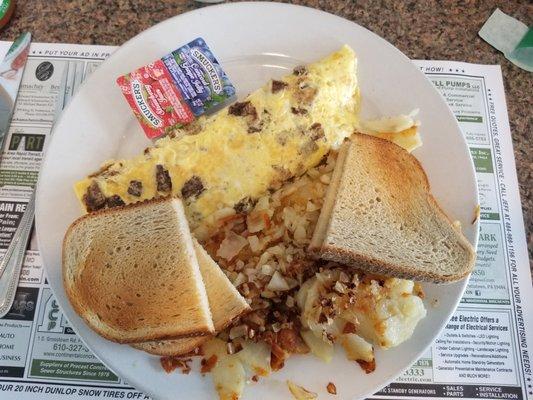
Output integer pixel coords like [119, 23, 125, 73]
[0, 42, 531, 400]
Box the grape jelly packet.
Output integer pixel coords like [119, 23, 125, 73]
[116, 38, 236, 139]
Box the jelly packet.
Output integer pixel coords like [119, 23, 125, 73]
[116, 38, 236, 139]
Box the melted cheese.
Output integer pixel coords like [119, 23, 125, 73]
[75, 45, 360, 227]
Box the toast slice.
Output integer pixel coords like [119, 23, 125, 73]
[63, 197, 214, 343]
[132, 240, 250, 356]
[310, 134, 476, 283]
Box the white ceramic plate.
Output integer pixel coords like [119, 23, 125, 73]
[35, 3, 479, 399]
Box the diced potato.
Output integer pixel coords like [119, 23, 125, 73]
[298, 274, 345, 340]
[202, 338, 245, 400]
[203, 338, 228, 359]
[386, 278, 414, 297]
[232, 272, 247, 288]
[300, 330, 334, 363]
[295, 278, 314, 310]
[350, 278, 427, 349]
[261, 264, 275, 276]
[340, 333, 374, 363]
[302, 279, 321, 326]
[323, 317, 345, 340]
[383, 295, 426, 346]
[267, 271, 290, 291]
[212, 354, 246, 400]
[287, 380, 317, 400]
[237, 340, 271, 376]
[298, 272, 426, 353]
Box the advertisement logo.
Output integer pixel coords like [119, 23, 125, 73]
[190, 48, 223, 94]
[131, 80, 163, 127]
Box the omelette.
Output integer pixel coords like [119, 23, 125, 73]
[75, 45, 418, 228]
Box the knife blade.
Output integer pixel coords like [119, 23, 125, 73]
[0, 32, 31, 156]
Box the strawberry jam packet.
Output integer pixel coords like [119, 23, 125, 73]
[116, 38, 236, 140]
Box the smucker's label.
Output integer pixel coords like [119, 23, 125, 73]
[117, 38, 235, 139]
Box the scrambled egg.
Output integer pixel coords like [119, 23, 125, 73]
[75, 45, 361, 228]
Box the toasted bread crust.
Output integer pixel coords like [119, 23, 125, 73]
[63, 274, 214, 344]
[310, 133, 476, 284]
[314, 243, 473, 283]
[130, 336, 207, 356]
[130, 313, 248, 356]
[62, 196, 214, 343]
[131, 239, 251, 355]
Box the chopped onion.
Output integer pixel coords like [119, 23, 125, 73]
[260, 290, 276, 299]
[233, 272, 247, 287]
[267, 245, 284, 256]
[255, 196, 270, 211]
[217, 231, 248, 260]
[257, 251, 272, 267]
[339, 271, 350, 283]
[293, 225, 307, 243]
[319, 174, 331, 184]
[306, 168, 320, 178]
[229, 324, 248, 340]
[285, 277, 299, 290]
[286, 295, 295, 308]
[261, 264, 275, 276]
[270, 226, 285, 241]
[306, 201, 320, 212]
[334, 281, 348, 294]
[213, 207, 236, 221]
[267, 271, 290, 291]
[247, 212, 266, 233]
[247, 235, 263, 253]
[281, 184, 299, 198]
[244, 267, 257, 276]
